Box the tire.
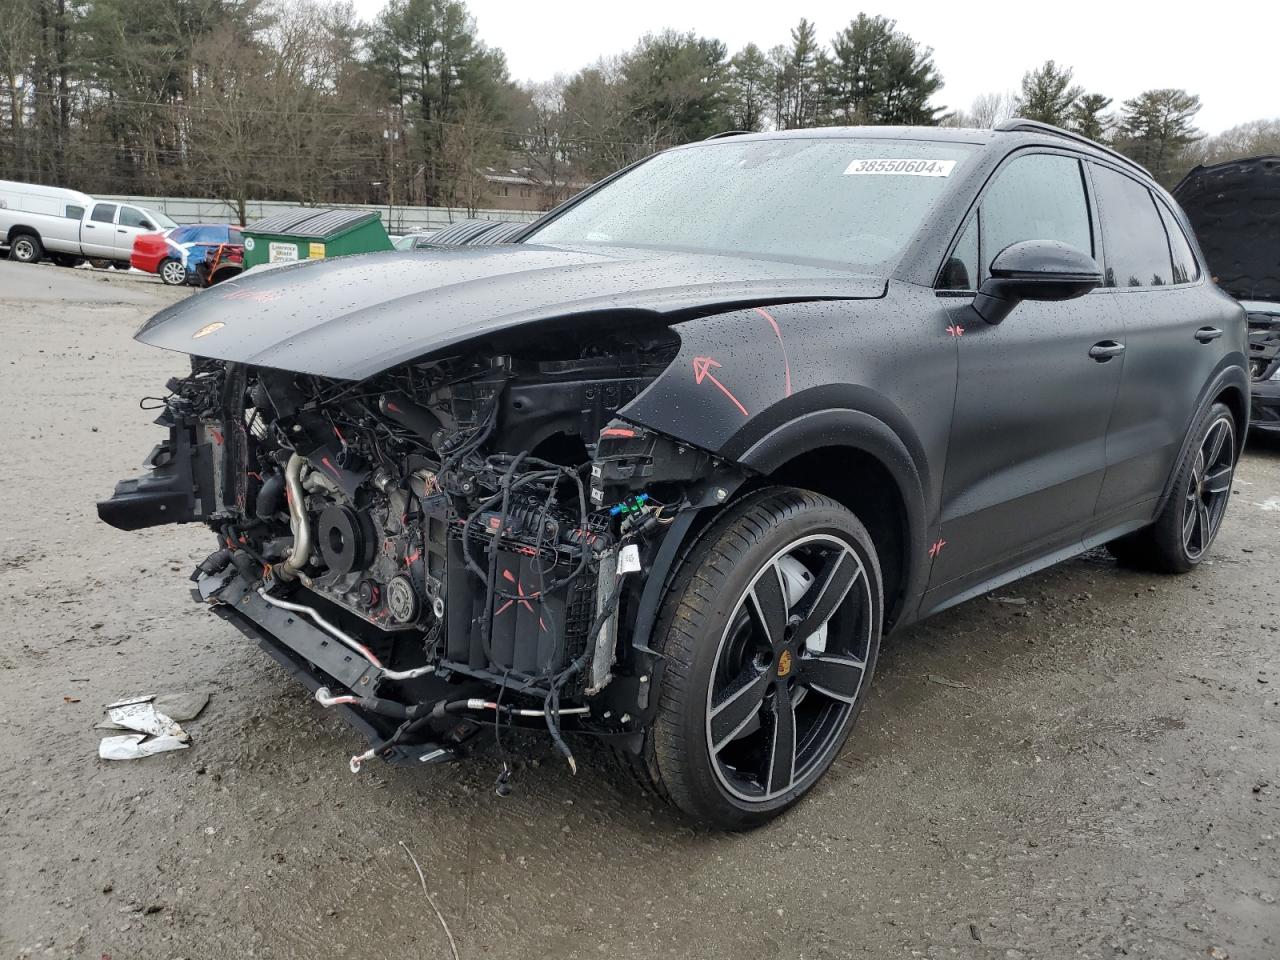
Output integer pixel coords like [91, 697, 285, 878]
[1108, 401, 1237, 573]
[628, 487, 883, 829]
[88, 258, 111, 270]
[159, 258, 187, 285]
[7, 233, 42, 263]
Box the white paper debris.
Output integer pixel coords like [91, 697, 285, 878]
[108, 701, 188, 740]
[98, 734, 190, 760]
[97, 692, 199, 760]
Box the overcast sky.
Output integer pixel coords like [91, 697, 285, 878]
[349, 0, 1275, 135]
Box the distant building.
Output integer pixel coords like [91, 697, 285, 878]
[482, 167, 592, 212]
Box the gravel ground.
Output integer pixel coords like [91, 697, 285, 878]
[1, 260, 1277, 960]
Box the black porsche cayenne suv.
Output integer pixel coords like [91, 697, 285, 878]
[100, 120, 1249, 828]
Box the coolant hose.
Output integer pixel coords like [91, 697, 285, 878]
[255, 471, 285, 520]
[378, 393, 443, 451]
[277, 453, 311, 581]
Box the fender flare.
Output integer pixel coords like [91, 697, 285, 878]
[1157, 361, 1251, 509]
[6, 224, 42, 244]
[738, 407, 931, 621]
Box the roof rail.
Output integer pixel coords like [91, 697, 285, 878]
[995, 118, 1152, 179]
[704, 130, 751, 140]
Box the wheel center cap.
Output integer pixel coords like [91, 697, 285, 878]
[776, 649, 793, 679]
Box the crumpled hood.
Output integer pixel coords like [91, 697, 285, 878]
[136, 243, 884, 379]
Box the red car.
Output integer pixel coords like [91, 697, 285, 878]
[131, 223, 244, 286]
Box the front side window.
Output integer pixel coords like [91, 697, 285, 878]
[145, 208, 178, 229]
[1157, 202, 1200, 284]
[980, 153, 1092, 280]
[90, 203, 117, 224]
[1090, 164, 1172, 288]
[119, 207, 150, 229]
[528, 138, 976, 270]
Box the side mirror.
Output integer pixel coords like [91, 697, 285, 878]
[140, 221, 155, 231]
[972, 239, 1102, 325]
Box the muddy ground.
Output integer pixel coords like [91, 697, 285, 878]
[0, 260, 1277, 960]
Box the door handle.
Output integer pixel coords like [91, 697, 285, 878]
[1088, 340, 1126, 361]
[117, 229, 127, 234]
[1195, 326, 1223, 343]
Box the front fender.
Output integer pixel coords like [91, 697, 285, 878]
[619, 300, 946, 637]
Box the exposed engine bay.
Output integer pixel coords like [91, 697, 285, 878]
[99, 328, 740, 777]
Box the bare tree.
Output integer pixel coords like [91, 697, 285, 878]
[517, 78, 580, 209]
[1186, 118, 1280, 167]
[943, 90, 1017, 128]
[438, 90, 499, 213]
[0, 0, 39, 178]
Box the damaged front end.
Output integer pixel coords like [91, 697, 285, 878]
[98, 326, 744, 774]
[1247, 306, 1280, 433]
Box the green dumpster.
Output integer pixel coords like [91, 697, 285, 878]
[241, 208, 392, 270]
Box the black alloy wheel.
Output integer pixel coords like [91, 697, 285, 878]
[1108, 402, 1238, 573]
[706, 533, 874, 803]
[1182, 414, 1234, 561]
[627, 488, 883, 829]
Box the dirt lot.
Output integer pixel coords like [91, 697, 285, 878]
[1, 260, 1277, 960]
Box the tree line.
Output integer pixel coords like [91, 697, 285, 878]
[0, 0, 1272, 220]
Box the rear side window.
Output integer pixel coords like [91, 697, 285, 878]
[1157, 202, 1200, 284]
[170, 226, 195, 244]
[980, 153, 1092, 279]
[90, 203, 117, 223]
[65, 204, 85, 220]
[1091, 165, 1171, 288]
[228, 228, 242, 244]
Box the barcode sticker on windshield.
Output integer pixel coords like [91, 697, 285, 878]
[844, 158, 956, 177]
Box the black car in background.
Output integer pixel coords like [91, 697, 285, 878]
[99, 120, 1248, 828]
[1173, 156, 1280, 433]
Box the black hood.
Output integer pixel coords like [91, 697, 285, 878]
[1172, 156, 1280, 302]
[137, 243, 884, 379]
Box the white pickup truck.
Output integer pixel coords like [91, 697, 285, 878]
[0, 180, 177, 268]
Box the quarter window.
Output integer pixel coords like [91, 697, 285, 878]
[1157, 202, 1200, 284]
[980, 154, 1092, 280]
[1090, 164, 1172, 288]
[90, 203, 117, 224]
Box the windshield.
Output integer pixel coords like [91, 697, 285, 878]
[528, 138, 974, 269]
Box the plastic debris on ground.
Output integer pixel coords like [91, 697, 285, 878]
[96, 693, 207, 760]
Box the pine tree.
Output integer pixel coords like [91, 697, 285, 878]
[1114, 88, 1202, 186]
[1068, 93, 1113, 142]
[1017, 60, 1082, 126]
[826, 15, 943, 126]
